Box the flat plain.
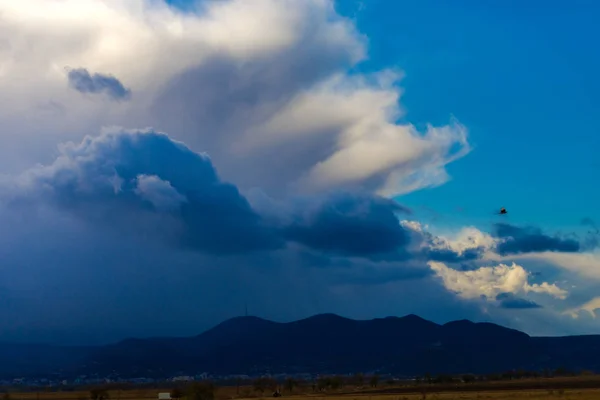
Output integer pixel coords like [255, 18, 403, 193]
[6, 376, 600, 400]
[6, 390, 600, 400]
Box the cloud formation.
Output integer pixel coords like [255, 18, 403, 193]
[3, 124, 567, 342]
[67, 68, 132, 101]
[492, 223, 580, 255]
[565, 297, 600, 318]
[283, 194, 411, 256]
[8, 128, 282, 255]
[428, 261, 568, 301]
[0, 0, 470, 195]
[581, 218, 600, 249]
[0, 0, 597, 343]
[134, 174, 187, 211]
[495, 293, 542, 309]
[3, 128, 474, 262]
[425, 226, 496, 262]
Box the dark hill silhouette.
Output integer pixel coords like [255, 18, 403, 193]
[1, 314, 599, 378]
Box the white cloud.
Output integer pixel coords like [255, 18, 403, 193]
[0, 0, 469, 196]
[400, 220, 428, 233]
[134, 174, 187, 211]
[428, 261, 568, 301]
[430, 226, 498, 256]
[565, 297, 600, 319]
[506, 251, 600, 282]
[400, 221, 498, 258]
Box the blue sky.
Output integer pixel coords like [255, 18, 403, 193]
[336, 0, 600, 231]
[0, 0, 599, 344]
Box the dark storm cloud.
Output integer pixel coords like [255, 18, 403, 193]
[287, 248, 433, 284]
[4, 128, 482, 263]
[67, 68, 132, 101]
[7, 129, 460, 260]
[425, 247, 483, 263]
[0, 128, 491, 345]
[492, 223, 580, 255]
[495, 293, 542, 309]
[284, 194, 411, 257]
[12, 128, 281, 255]
[333, 261, 434, 285]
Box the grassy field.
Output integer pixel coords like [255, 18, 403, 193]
[5, 377, 600, 400]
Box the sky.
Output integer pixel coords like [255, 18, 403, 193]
[0, 0, 599, 345]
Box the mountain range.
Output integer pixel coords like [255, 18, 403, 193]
[2, 313, 600, 379]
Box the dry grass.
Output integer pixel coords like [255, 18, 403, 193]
[5, 378, 600, 400]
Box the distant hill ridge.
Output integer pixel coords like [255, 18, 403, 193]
[1, 313, 600, 378]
